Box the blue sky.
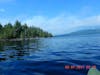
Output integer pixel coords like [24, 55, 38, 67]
[0, 0, 100, 35]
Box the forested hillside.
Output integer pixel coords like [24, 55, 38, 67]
[0, 20, 53, 39]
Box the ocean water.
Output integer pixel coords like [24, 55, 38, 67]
[0, 35, 100, 75]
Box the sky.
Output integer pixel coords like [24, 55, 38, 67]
[0, 0, 100, 35]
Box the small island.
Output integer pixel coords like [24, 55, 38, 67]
[0, 20, 53, 41]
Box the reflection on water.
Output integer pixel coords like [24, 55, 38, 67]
[0, 36, 100, 75]
[0, 39, 41, 61]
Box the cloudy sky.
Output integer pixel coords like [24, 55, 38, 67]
[0, 0, 100, 35]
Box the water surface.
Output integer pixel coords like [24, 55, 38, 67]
[0, 35, 100, 75]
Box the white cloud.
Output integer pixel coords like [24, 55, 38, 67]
[0, 8, 5, 12]
[1, 14, 100, 35]
[24, 14, 100, 35]
[25, 16, 47, 27]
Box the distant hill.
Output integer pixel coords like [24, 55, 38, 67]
[57, 28, 100, 37]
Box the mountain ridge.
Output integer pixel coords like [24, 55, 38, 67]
[56, 28, 100, 37]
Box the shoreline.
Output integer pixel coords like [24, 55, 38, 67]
[0, 37, 52, 41]
[0, 38, 38, 41]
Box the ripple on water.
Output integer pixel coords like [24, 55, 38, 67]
[0, 36, 100, 75]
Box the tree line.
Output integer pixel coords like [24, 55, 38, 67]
[0, 20, 53, 39]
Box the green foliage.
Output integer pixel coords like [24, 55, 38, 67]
[0, 21, 53, 39]
[0, 23, 2, 30]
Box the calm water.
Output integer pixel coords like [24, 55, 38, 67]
[0, 35, 100, 75]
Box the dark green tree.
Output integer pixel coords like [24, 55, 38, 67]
[14, 20, 22, 38]
[2, 23, 13, 39]
[0, 23, 2, 30]
[0, 20, 53, 39]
